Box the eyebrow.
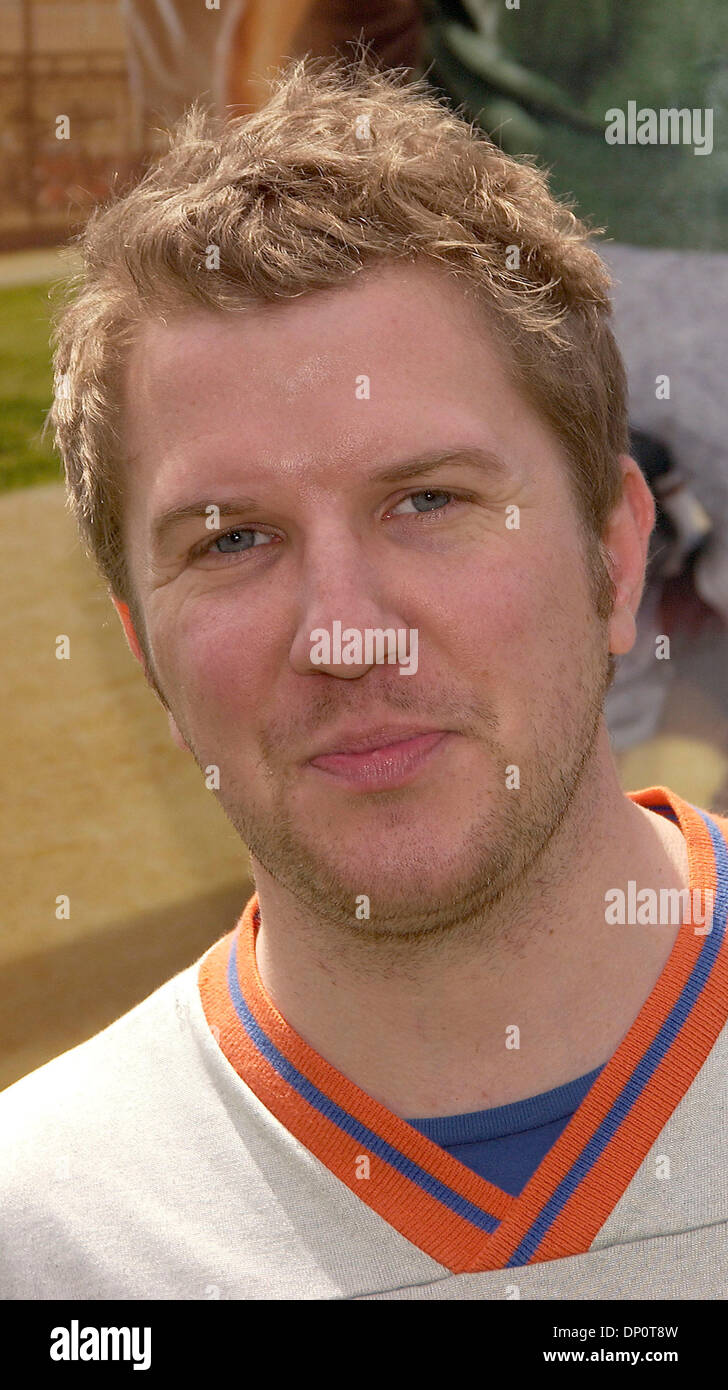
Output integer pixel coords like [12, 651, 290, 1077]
[150, 445, 510, 551]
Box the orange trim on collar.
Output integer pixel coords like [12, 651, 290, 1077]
[198, 786, 728, 1273]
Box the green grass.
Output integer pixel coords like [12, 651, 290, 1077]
[0, 282, 64, 493]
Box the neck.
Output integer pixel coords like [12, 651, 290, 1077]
[252, 738, 689, 1118]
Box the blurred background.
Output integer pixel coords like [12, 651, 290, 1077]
[2, 0, 727, 1090]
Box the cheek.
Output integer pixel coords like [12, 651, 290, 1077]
[155, 592, 274, 732]
[434, 541, 568, 671]
[434, 538, 594, 737]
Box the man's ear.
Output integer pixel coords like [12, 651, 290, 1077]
[111, 596, 145, 667]
[111, 596, 190, 753]
[603, 455, 656, 657]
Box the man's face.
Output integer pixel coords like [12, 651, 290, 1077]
[121, 261, 614, 937]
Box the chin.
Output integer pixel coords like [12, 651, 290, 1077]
[326, 848, 463, 905]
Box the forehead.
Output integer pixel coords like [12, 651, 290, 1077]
[120, 259, 563, 506]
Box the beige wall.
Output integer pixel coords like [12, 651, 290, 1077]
[0, 482, 252, 1090]
[3, 1, 127, 54]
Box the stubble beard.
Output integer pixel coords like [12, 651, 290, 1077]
[205, 638, 612, 954]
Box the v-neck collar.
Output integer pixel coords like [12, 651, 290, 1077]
[197, 786, 728, 1273]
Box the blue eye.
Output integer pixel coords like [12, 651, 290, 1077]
[392, 489, 454, 515]
[215, 529, 257, 552]
[192, 489, 464, 564]
[195, 528, 275, 559]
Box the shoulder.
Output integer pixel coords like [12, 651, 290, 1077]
[0, 960, 202, 1183]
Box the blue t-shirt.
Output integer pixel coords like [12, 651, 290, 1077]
[406, 1065, 606, 1196]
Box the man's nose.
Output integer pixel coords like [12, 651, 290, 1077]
[288, 539, 408, 678]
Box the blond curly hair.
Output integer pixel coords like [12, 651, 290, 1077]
[46, 49, 625, 659]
